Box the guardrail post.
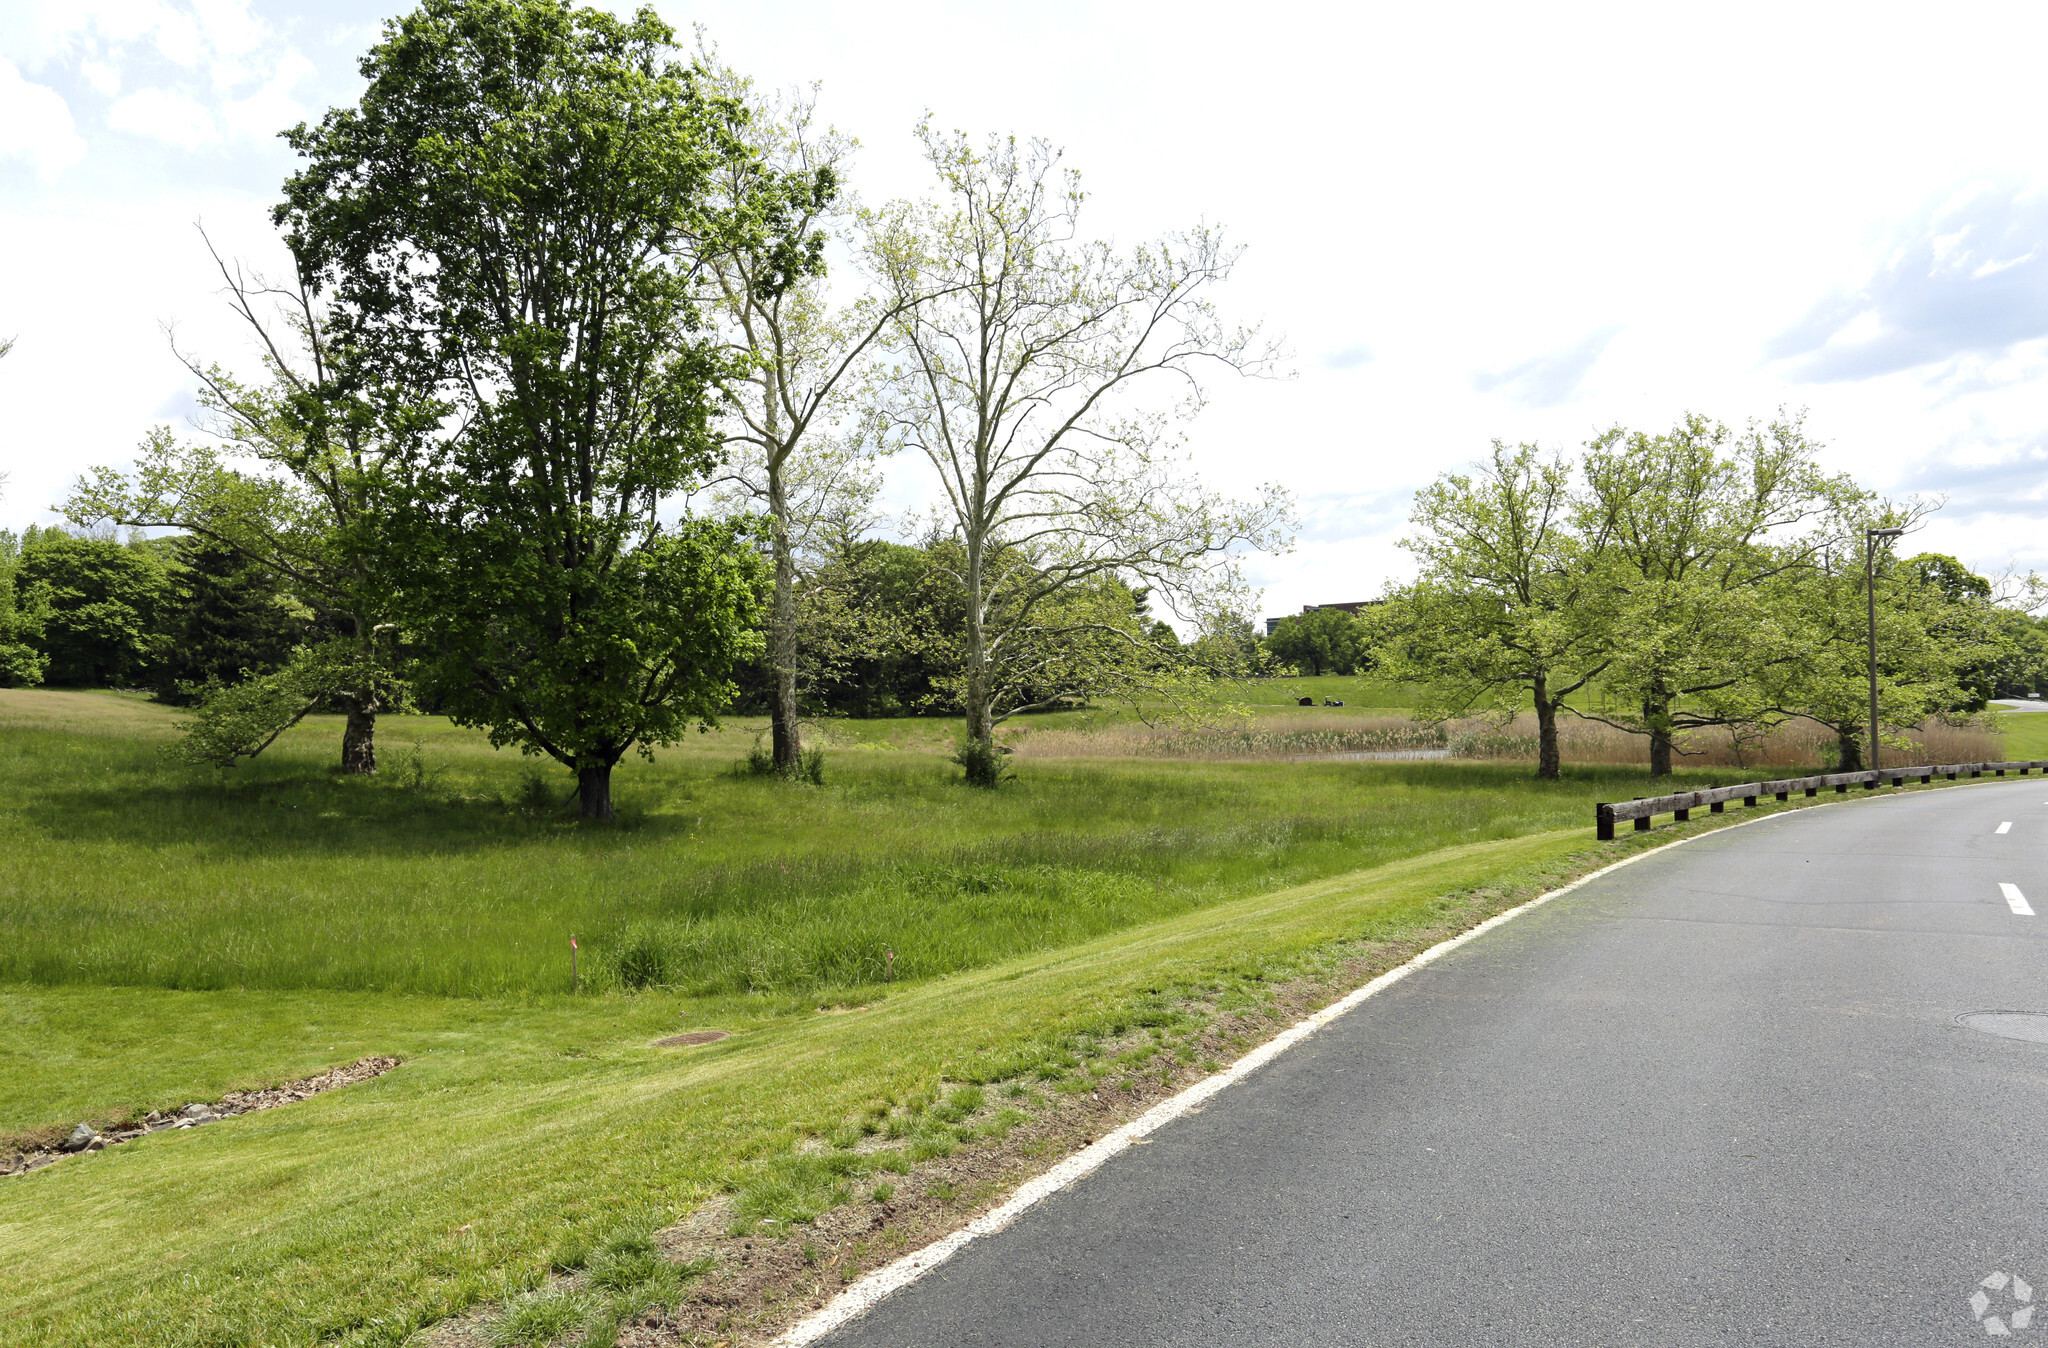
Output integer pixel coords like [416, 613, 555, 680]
[1744, 793, 1757, 806]
[1597, 804, 1615, 841]
[1804, 786, 1818, 797]
[1863, 776, 1877, 789]
[1710, 800, 1724, 813]
[1776, 789, 1788, 801]
[1634, 815, 1651, 832]
[1834, 782, 1847, 793]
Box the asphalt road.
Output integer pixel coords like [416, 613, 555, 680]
[822, 781, 2048, 1347]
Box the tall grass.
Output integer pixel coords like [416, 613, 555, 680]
[0, 692, 1766, 1000]
[1007, 709, 2004, 768]
[1010, 715, 1448, 760]
[1438, 713, 2003, 768]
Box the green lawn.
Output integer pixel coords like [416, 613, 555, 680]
[1996, 708, 2048, 760]
[0, 690, 1752, 1000]
[0, 687, 1926, 1346]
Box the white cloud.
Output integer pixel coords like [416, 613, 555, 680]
[1472, 328, 1622, 409]
[107, 85, 217, 148]
[219, 47, 312, 143]
[1767, 185, 2048, 383]
[0, 57, 85, 181]
[79, 58, 119, 95]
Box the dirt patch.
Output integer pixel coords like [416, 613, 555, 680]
[1, 1055, 400, 1178]
[655, 1031, 732, 1048]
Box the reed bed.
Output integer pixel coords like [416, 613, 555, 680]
[1012, 711, 2005, 770]
[1009, 715, 1446, 760]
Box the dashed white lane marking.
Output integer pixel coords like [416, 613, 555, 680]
[2002, 883, 2035, 916]
[1999, 822, 2014, 834]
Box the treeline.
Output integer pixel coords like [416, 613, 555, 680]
[1367, 417, 2048, 778]
[0, 525, 1185, 723]
[12, 0, 1284, 818]
[0, 526, 323, 698]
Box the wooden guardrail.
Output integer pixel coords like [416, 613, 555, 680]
[1596, 761, 2048, 840]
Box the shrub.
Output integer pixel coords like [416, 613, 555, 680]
[741, 736, 826, 785]
[952, 736, 1012, 788]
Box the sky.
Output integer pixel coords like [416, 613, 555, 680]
[4, 1, 2048, 624]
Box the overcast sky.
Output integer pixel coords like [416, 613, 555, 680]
[5, 0, 2048, 622]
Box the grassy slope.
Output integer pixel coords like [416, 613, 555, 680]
[1996, 708, 2048, 760]
[3, 825, 1625, 1348]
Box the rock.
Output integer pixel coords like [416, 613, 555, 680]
[62, 1123, 96, 1152]
[179, 1104, 215, 1121]
[83, 1137, 108, 1152]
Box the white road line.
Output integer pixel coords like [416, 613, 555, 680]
[2002, 883, 2035, 916]
[769, 789, 2022, 1348]
[767, 817, 1794, 1348]
[1999, 822, 2014, 834]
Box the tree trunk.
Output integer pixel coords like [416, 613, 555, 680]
[765, 396, 802, 774]
[577, 764, 614, 821]
[1533, 682, 1561, 781]
[1649, 729, 1673, 777]
[341, 704, 377, 775]
[1644, 681, 1673, 777]
[1836, 729, 1864, 772]
[963, 537, 993, 744]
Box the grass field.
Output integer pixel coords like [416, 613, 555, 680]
[0, 687, 2012, 1346]
[1995, 707, 2048, 759]
[0, 691, 1758, 1000]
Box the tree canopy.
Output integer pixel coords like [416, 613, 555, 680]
[276, 0, 770, 817]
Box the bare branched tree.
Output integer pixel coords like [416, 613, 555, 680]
[869, 125, 1291, 771]
[700, 70, 966, 774]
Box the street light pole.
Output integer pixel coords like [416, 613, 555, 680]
[1866, 526, 1906, 770]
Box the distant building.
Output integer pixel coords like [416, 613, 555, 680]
[1263, 600, 1379, 636]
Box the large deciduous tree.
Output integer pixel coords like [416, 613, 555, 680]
[1375, 441, 1615, 779]
[1578, 412, 1864, 776]
[871, 126, 1289, 778]
[278, 0, 767, 819]
[1757, 529, 2008, 767]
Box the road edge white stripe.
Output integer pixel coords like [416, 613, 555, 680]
[2003, 882, 2034, 915]
[768, 811, 1797, 1347]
